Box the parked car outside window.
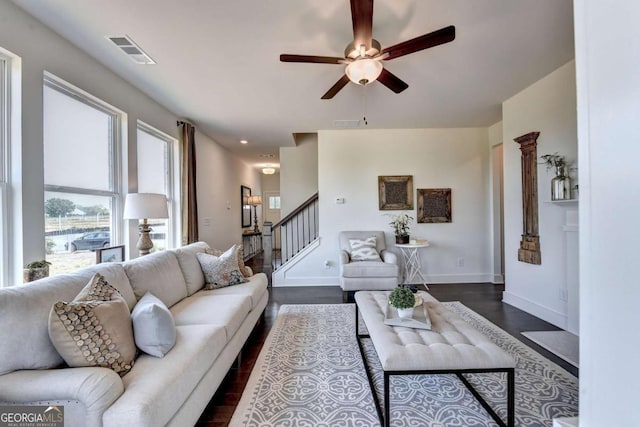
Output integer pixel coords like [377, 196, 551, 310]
[65, 232, 111, 252]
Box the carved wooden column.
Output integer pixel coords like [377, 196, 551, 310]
[515, 131, 541, 264]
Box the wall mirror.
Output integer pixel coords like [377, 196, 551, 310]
[241, 185, 252, 228]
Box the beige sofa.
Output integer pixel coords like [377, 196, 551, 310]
[0, 242, 268, 427]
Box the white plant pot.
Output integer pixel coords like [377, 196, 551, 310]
[397, 307, 414, 319]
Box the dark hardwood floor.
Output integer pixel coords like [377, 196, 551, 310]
[196, 258, 578, 426]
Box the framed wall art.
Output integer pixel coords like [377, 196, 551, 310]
[241, 185, 252, 228]
[417, 188, 452, 223]
[96, 245, 125, 263]
[378, 175, 414, 210]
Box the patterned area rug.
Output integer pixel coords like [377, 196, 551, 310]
[230, 303, 578, 426]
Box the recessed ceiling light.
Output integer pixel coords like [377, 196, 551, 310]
[259, 153, 276, 158]
[240, 140, 248, 144]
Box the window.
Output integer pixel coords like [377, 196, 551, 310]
[268, 195, 281, 210]
[136, 121, 179, 251]
[43, 74, 124, 275]
[0, 54, 8, 286]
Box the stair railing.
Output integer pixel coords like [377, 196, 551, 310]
[263, 192, 319, 272]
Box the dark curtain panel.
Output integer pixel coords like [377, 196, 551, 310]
[180, 122, 199, 244]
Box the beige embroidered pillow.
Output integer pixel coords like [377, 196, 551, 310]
[198, 245, 247, 289]
[48, 273, 136, 376]
[206, 244, 253, 277]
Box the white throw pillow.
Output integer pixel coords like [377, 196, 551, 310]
[131, 292, 176, 358]
[349, 236, 382, 261]
[197, 244, 248, 290]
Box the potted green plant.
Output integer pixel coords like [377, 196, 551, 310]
[24, 259, 51, 283]
[387, 212, 413, 244]
[388, 286, 416, 319]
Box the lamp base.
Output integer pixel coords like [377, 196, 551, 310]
[137, 223, 154, 256]
[253, 207, 260, 233]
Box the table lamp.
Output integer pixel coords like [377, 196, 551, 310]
[247, 195, 262, 232]
[123, 193, 169, 256]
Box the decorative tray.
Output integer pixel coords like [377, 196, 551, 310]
[384, 295, 432, 330]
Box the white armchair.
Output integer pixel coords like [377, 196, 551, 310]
[339, 231, 400, 302]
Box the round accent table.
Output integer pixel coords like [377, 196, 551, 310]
[395, 242, 430, 289]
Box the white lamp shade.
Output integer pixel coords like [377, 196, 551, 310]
[247, 195, 262, 206]
[345, 58, 383, 85]
[123, 193, 169, 220]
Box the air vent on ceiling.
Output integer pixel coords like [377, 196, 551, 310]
[333, 119, 361, 128]
[106, 35, 155, 65]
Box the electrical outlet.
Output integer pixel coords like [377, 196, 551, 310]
[203, 218, 211, 227]
[456, 258, 465, 267]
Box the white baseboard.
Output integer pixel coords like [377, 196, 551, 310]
[272, 280, 337, 287]
[424, 273, 494, 284]
[492, 274, 505, 284]
[502, 291, 567, 329]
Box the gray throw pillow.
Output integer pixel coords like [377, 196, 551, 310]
[349, 236, 382, 261]
[131, 292, 176, 358]
[197, 244, 247, 290]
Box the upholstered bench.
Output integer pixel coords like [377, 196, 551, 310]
[354, 290, 516, 427]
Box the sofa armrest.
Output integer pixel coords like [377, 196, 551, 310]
[339, 250, 350, 265]
[380, 250, 398, 265]
[0, 367, 123, 426]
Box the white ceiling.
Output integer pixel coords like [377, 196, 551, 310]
[13, 0, 574, 168]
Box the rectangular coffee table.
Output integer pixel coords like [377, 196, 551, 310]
[355, 290, 515, 427]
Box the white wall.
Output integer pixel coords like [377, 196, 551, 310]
[502, 61, 578, 328]
[280, 133, 318, 216]
[275, 127, 492, 286]
[574, 2, 640, 425]
[195, 131, 261, 250]
[0, 1, 257, 279]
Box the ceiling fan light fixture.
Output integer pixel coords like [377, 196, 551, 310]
[345, 58, 383, 85]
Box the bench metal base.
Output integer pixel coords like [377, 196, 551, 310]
[355, 306, 515, 427]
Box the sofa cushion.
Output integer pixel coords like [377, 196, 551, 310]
[124, 251, 188, 307]
[170, 294, 252, 342]
[171, 241, 210, 296]
[103, 324, 226, 427]
[349, 236, 382, 261]
[131, 292, 176, 358]
[48, 297, 136, 376]
[197, 272, 268, 310]
[0, 271, 98, 375]
[342, 260, 399, 278]
[197, 246, 247, 290]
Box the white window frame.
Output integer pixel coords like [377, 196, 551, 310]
[43, 73, 125, 249]
[0, 54, 9, 286]
[0, 47, 21, 287]
[136, 120, 180, 249]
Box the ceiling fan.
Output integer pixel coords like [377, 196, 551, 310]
[280, 0, 455, 99]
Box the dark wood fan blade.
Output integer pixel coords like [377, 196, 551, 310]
[351, 0, 373, 51]
[321, 75, 351, 99]
[377, 68, 408, 93]
[280, 54, 344, 64]
[381, 25, 455, 61]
